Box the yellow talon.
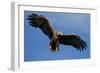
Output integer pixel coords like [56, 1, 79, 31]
[49, 45, 51, 49]
[56, 48, 58, 51]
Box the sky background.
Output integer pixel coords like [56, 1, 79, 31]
[24, 11, 90, 62]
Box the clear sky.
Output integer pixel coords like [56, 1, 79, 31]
[24, 11, 90, 62]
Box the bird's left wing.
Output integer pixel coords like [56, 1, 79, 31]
[27, 13, 54, 39]
[59, 34, 87, 51]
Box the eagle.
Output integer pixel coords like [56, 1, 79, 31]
[27, 13, 87, 52]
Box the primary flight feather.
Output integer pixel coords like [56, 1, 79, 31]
[27, 13, 87, 52]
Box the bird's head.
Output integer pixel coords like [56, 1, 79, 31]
[56, 31, 63, 38]
[53, 31, 63, 39]
[56, 32, 63, 35]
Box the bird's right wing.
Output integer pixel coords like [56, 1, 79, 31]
[27, 13, 54, 39]
[59, 34, 87, 51]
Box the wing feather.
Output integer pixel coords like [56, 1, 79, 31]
[59, 34, 87, 51]
[27, 13, 53, 39]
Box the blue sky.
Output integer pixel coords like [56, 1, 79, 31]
[24, 11, 90, 62]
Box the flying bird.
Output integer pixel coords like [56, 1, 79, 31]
[27, 13, 87, 52]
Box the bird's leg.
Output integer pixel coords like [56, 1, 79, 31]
[56, 40, 60, 51]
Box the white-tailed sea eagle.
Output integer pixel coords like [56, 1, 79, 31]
[27, 13, 87, 52]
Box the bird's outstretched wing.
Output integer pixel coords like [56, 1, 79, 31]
[59, 34, 87, 51]
[27, 13, 54, 39]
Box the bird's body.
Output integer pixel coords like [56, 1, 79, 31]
[27, 13, 87, 52]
